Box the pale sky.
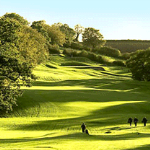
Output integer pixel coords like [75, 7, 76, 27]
[0, 0, 150, 40]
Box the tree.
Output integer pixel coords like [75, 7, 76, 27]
[0, 14, 48, 113]
[18, 26, 48, 64]
[54, 22, 75, 44]
[3, 12, 29, 25]
[82, 27, 105, 50]
[31, 20, 51, 43]
[45, 24, 65, 46]
[31, 21, 65, 47]
[59, 24, 76, 44]
[126, 48, 150, 81]
[74, 24, 84, 42]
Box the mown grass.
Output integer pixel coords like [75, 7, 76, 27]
[1, 55, 150, 150]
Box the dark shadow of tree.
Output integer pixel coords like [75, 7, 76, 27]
[11, 101, 149, 131]
[2, 78, 150, 149]
[0, 133, 150, 145]
[126, 144, 150, 150]
[9, 78, 150, 117]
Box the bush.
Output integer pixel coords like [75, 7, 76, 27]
[112, 60, 125, 66]
[70, 42, 83, 50]
[97, 55, 105, 63]
[79, 50, 89, 57]
[63, 42, 71, 48]
[121, 52, 131, 60]
[63, 49, 72, 56]
[63, 48, 125, 66]
[63, 49, 79, 57]
[82, 45, 91, 51]
[48, 44, 60, 54]
[94, 46, 121, 58]
[71, 50, 79, 57]
[87, 52, 98, 61]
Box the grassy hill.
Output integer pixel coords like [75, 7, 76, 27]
[105, 40, 150, 53]
[0, 55, 150, 150]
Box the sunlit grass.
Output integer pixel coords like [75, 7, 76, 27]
[1, 55, 150, 149]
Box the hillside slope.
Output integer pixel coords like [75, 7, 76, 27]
[105, 40, 150, 53]
[1, 55, 150, 150]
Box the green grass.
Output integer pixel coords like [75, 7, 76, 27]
[61, 61, 89, 66]
[1, 55, 150, 150]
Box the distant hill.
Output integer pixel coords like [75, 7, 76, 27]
[105, 40, 150, 53]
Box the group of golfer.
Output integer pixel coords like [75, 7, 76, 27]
[81, 117, 148, 135]
[128, 117, 148, 127]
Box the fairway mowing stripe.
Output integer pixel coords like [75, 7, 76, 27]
[21, 86, 138, 92]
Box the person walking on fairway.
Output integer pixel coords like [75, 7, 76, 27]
[128, 117, 133, 126]
[134, 117, 138, 127]
[142, 117, 148, 126]
[81, 123, 86, 133]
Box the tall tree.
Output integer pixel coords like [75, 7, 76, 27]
[54, 23, 76, 44]
[82, 27, 105, 50]
[31, 21, 65, 46]
[59, 24, 76, 44]
[74, 24, 84, 42]
[45, 24, 65, 46]
[3, 13, 29, 25]
[0, 14, 48, 113]
[31, 20, 51, 43]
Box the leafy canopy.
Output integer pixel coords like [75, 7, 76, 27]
[31, 21, 66, 46]
[126, 48, 150, 81]
[0, 13, 48, 113]
[82, 27, 105, 49]
[2, 12, 29, 25]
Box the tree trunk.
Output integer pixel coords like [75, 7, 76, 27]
[75, 33, 79, 42]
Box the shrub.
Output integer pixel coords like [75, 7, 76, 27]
[87, 52, 98, 61]
[97, 55, 105, 63]
[63, 49, 72, 56]
[63, 49, 79, 57]
[70, 42, 83, 50]
[63, 42, 71, 48]
[94, 46, 121, 58]
[112, 60, 125, 66]
[121, 52, 131, 60]
[82, 45, 91, 51]
[48, 44, 60, 54]
[79, 50, 89, 57]
[71, 50, 79, 57]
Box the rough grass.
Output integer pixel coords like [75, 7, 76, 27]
[1, 55, 150, 150]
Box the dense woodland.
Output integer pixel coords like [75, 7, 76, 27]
[0, 13, 150, 113]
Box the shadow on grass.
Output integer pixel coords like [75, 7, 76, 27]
[5, 78, 150, 132]
[31, 78, 150, 95]
[0, 132, 150, 145]
[11, 101, 148, 131]
[126, 144, 150, 150]
[32, 78, 133, 90]
[14, 78, 150, 107]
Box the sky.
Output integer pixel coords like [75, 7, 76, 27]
[0, 0, 150, 40]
